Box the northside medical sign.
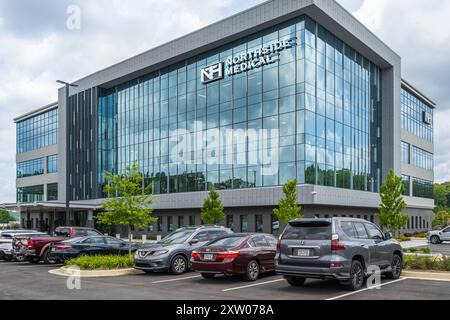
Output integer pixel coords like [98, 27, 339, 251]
[201, 38, 296, 84]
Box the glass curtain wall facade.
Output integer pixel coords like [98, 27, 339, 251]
[47, 155, 59, 174]
[401, 88, 433, 142]
[16, 108, 58, 154]
[97, 15, 382, 198]
[17, 185, 44, 203]
[17, 158, 44, 178]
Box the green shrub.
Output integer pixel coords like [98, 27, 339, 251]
[421, 248, 431, 254]
[395, 236, 412, 242]
[416, 232, 428, 238]
[65, 255, 134, 270]
[404, 255, 450, 271]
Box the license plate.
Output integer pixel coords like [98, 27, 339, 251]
[295, 249, 310, 257]
[203, 254, 214, 261]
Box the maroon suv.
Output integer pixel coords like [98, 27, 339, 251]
[19, 227, 102, 264]
[190, 233, 277, 281]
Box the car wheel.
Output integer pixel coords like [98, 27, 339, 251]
[285, 276, 306, 287]
[431, 236, 441, 244]
[244, 260, 260, 281]
[43, 249, 56, 265]
[347, 260, 365, 291]
[386, 254, 403, 279]
[201, 273, 216, 279]
[170, 255, 188, 275]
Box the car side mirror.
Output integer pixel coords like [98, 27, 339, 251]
[384, 232, 393, 240]
[190, 239, 199, 245]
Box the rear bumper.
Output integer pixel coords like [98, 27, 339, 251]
[190, 261, 240, 276]
[48, 252, 75, 263]
[275, 264, 351, 281]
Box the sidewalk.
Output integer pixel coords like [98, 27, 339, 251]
[400, 240, 428, 249]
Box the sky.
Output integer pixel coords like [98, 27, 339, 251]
[0, 0, 448, 203]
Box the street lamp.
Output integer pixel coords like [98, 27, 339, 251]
[56, 80, 79, 226]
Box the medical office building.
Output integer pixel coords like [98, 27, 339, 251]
[4, 0, 436, 236]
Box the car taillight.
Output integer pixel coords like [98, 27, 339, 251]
[56, 245, 72, 251]
[330, 263, 344, 269]
[331, 234, 345, 251]
[28, 239, 35, 249]
[277, 230, 285, 251]
[191, 252, 201, 260]
[216, 251, 239, 260]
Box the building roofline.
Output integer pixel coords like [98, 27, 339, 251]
[14, 102, 58, 123]
[401, 79, 437, 108]
[64, 0, 400, 94]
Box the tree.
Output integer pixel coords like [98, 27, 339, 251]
[433, 182, 450, 212]
[97, 163, 156, 254]
[201, 189, 226, 225]
[0, 210, 17, 224]
[273, 179, 303, 224]
[433, 211, 450, 229]
[379, 171, 408, 236]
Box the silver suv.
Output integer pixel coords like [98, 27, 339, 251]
[428, 226, 450, 244]
[135, 226, 233, 275]
[276, 218, 403, 291]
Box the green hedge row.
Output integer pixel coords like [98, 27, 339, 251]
[65, 255, 134, 270]
[404, 255, 450, 271]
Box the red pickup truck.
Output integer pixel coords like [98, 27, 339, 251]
[17, 227, 102, 264]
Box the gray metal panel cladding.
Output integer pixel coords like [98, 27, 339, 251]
[67, 88, 97, 201]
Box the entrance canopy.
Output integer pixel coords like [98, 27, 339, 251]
[0, 201, 101, 211]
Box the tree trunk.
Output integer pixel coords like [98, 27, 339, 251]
[128, 225, 132, 256]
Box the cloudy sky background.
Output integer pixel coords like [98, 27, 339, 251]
[0, 0, 448, 203]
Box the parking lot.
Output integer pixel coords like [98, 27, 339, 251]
[1, 260, 449, 300]
[418, 242, 450, 256]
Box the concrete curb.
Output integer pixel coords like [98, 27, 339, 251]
[403, 270, 450, 282]
[49, 266, 139, 278]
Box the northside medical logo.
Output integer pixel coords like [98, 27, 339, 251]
[201, 62, 224, 84]
[200, 38, 296, 85]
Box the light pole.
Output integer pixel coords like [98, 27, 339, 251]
[56, 80, 78, 226]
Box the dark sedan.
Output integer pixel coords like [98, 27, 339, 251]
[190, 233, 277, 281]
[48, 236, 139, 263]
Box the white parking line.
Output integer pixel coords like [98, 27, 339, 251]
[326, 278, 406, 301]
[151, 275, 202, 284]
[222, 279, 285, 292]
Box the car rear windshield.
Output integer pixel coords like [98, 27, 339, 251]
[283, 223, 332, 240]
[207, 236, 246, 248]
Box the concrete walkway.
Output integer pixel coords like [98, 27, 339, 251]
[400, 240, 428, 249]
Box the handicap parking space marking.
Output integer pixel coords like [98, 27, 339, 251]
[222, 278, 285, 292]
[325, 278, 406, 301]
[151, 275, 202, 284]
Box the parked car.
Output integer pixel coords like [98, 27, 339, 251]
[20, 227, 102, 264]
[0, 229, 35, 237]
[275, 218, 403, 291]
[135, 226, 233, 275]
[0, 232, 48, 261]
[53, 226, 103, 238]
[48, 236, 139, 263]
[190, 233, 277, 281]
[428, 227, 450, 244]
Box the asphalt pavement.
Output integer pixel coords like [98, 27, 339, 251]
[0, 260, 449, 300]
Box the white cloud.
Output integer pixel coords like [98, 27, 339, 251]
[353, 0, 450, 183]
[0, 0, 448, 203]
[0, 0, 264, 203]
